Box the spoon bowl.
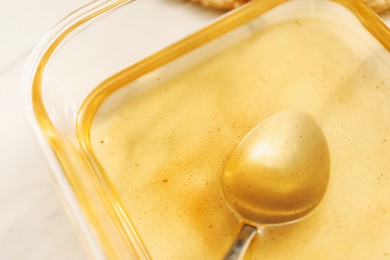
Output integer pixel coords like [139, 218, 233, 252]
[222, 110, 330, 259]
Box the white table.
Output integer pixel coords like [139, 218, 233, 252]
[0, 1, 89, 259]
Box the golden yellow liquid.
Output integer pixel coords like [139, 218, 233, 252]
[80, 5, 390, 259]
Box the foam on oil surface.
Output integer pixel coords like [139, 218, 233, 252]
[89, 12, 390, 260]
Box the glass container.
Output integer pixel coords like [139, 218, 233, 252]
[24, 0, 390, 259]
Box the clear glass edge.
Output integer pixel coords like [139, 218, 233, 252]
[23, 1, 137, 259]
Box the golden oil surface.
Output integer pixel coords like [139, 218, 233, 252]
[85, 14, 390, 259]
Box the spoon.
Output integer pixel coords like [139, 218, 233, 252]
[222, 110, 330, 259]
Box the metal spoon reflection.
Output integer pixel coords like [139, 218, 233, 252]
[222, 110, 330, 259]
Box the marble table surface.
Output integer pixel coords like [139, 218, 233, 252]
[0, 1, 90, 259]
[0, 1, 389, 259]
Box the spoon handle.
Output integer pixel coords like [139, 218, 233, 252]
[224, 224, 257, 260]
